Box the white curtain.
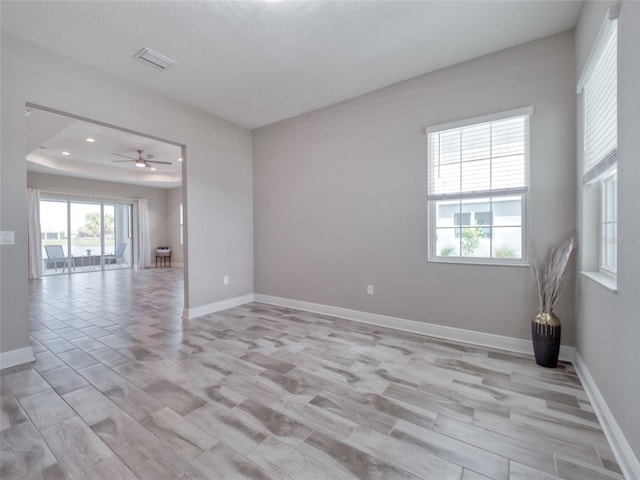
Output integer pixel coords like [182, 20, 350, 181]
[137, 198, 151, 269]
[27, 188, 43, 279]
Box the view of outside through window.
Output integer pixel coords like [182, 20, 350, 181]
[40, 199, 132, 274]
[428, 112, 529, 262]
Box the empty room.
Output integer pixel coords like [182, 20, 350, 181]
[1, 1, 638, 479]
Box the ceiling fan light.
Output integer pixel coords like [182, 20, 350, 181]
[135, 161, 146, 168]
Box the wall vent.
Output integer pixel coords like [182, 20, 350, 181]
[133, 47, 176, 70]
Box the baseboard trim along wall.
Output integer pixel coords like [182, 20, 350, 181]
[0, 346, 35, 370]
[182, 294, 254, 320]
[253, 294, 575, 362]
[574, 352, 640, 480]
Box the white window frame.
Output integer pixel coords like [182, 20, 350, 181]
[426, 107, 532, 266]
[578, 6, 618, 286]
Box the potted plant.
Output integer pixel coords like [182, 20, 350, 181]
[531, 232, 577, 368]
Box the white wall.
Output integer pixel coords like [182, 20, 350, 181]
[0, 34, 253, 356]
[254, 32, 577, 343]
[27, 172, 170, 265]
[575, 0, 640, 465]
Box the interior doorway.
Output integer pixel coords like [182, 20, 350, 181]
[25, 105, 185, 277]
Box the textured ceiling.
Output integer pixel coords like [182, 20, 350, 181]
[1, 1, 582, 129]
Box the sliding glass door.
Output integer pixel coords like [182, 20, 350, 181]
[40, 198, 132, 275]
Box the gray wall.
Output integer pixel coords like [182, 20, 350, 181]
[27, 172, 170, 266]
[1, 34, 254, 355]
[254, 32, 577, 344]
[575, 0, 640, 461]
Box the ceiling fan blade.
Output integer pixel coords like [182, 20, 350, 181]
[112, 160, 133, 163]
[147, 160, 172, 165]
[112, 153, 136, 160]
[142, 154, 154, 160]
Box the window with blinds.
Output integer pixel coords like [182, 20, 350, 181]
[426, 107, 532, 264]
[580, 15, 617, 184]
[578, 7, 618, 279]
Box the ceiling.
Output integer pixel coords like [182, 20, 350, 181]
[26, 109, 183, 188]
[3, 1, 582, 187]
[2, 1, 583, 130]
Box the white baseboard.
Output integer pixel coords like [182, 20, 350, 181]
[0, 346, 35, 370]
[574, 352, 640, 480]
[183, 294, 255, 320]
[253, 294, 575, 362]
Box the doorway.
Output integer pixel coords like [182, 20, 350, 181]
[25, 105, 185, 277]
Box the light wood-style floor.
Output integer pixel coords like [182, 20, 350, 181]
[1, 268, 624, 479]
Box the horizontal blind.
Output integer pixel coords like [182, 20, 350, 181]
[427, 112, 529, 200]
[582, 17, 617, 183]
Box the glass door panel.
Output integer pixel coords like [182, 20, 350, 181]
[105, 203, 132, 269]
[40, 200, 69, 276]
[70, 202, 102, 271]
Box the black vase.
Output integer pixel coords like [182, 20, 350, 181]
[531, 312, 561, 368]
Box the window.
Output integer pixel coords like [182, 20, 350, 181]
[601, 172, 617, 273]
[578, 8, 617, 281]
[427, 107, 532, 264]
[179, 203, 184, 246]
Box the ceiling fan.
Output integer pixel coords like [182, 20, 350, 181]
[112, 149, 171, 168]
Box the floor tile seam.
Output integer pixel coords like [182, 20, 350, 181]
[510, 403, 606, 433]
[470, 414, 610, 471]
[442, 377, 550, 410]
[19, 410, 75, 479]
[391, 412, 514, 466]
[553, 451, 624, 479]
[341, 423, 466, 479]
[507, 459, 562, 480]
[505, 408, 611, 446]
[433, 413, 559, 467]
[294, 427, 422, 480]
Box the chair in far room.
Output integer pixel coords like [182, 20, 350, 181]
[105, 242, 128, 268]
[44, 245, 70, 272]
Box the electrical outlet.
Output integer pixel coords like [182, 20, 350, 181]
[223, 276, 229, 285]
[367, 284, 374, 295]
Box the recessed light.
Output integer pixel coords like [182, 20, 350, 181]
[178, 157, 183, 162]
[62, 151, 70, 156]
[85, 137, 95, 143]
[150, 167, 157, 171]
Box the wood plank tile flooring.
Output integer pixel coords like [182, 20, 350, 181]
[1, 268, 624, 479]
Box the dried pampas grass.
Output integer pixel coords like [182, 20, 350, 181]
[532, 232, 577, 314]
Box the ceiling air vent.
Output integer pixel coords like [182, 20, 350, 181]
[133, 47, 176, 70]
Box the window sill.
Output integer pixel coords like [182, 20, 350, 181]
[581, 271, 618, 292]
[429, 257, 530, 267]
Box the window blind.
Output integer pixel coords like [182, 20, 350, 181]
[581, 14, 617, 184]
[427, 109, 530, 201]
